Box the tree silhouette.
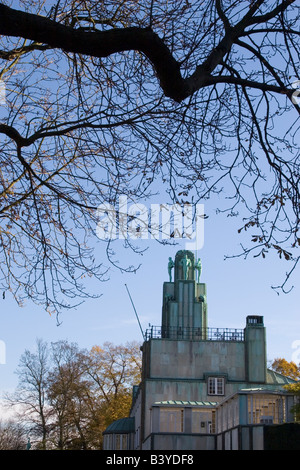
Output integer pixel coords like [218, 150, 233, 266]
[0, 0, 299, 314]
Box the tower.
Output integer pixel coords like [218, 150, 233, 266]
[162, 250, 207, 339]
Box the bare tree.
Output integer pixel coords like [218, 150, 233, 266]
[0, 419, 27, 450]
[0, 1, 299, 314]
[4, 338, 51, 449]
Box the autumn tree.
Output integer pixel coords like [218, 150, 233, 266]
[4, 339, 142, 449]
[86, 341, 142, 429]
[284, 382, 300, 421]
[271, 357, 300, 420]
[0, 1, 299, 315]
[46, 340, 93, 449]
[271, 357, 300, 381]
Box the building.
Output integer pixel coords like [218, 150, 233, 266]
[103, 250, 298, 450]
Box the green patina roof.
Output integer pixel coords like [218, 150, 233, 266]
[103, 417, 135, 434]
[266, 369, 297, 385]
[153, 400, 217, 407]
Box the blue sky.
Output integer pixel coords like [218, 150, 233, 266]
[0, 200, 299, 398]
[0, 0, 299, 407]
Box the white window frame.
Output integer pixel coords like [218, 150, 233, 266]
[207, 377, 225, 396]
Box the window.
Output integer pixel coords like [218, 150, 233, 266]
[208, 377, 225, 396]
[247, 393, 286, 425]
[160, 408, 184, 432]
[246, 315, 263, 325]
[114, 434, 129, 450]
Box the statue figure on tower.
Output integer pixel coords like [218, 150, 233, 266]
[195, 258, 202, 282]
[168, 257, 175, 282]
[180, 254, 192, 280]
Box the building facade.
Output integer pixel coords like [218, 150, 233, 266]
[103, 250, 297, 450]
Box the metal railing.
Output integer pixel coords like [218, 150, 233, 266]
[144, 325, 244, 342]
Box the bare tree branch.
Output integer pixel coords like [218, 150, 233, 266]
[0, 0, 298, 313]
[0, 2, 297, 103]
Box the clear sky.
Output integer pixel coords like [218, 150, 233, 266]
[0, 0, 299, 411]
[0, 198, 299, 401]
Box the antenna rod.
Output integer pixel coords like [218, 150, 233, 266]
[125, 284, 145, 340]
